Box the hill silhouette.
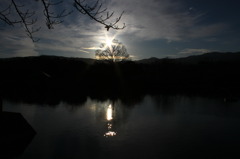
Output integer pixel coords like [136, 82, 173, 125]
[1, 52, 240, 103]
[137, 52, 240, 64]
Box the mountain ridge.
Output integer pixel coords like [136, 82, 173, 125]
[1, 51, 240, 64]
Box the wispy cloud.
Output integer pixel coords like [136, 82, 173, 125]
[33, 20, 107, 56]
[0, 28, 38, 58]
[186, 23, 228, 39]
[82, 47, 100, 50]
[79, 49, 90, 54]
[0, 0, 107, 58]
[109, 0, 228, 41]
[0, 0, 234, 59]
[179, 48, 213, 55]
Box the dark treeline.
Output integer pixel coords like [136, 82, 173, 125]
[1, 52, 240, 104]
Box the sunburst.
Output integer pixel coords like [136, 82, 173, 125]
[106, 38, 113, 48]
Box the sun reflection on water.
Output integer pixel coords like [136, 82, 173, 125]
[106, 104, 113, 121]
[104, 131, 117, 137]
[104, 104, 117, 137]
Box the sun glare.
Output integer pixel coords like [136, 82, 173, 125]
[106, 38, 113, 47]
[104, 32, 117, 48]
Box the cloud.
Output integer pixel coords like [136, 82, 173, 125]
[186, 23, 228, 39]
[109, 0, 187, 41]
[109, 0, 228, 41]
[179, 48, 213, 55]
[33, 18, 107, 57]
[0, 0, 232, 59]
[0, 28, 38, 58]
[1, 0, 122, 58]
[0, 0, 107, 58]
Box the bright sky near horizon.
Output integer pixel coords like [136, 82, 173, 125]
[0, 0, 240, 60]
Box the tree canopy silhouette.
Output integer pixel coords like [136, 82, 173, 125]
[95, 39, 130, 62]
[0, 0, 125, 42]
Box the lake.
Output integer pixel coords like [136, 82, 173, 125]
[2, 95, 240, 159]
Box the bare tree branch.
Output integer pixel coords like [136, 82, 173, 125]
[0, 0, 126, 42]
[0, 4, 14, 26]
[74, 0, 126, 31]
[41, 0, 73, 29]
[11, 0, 40, 42]
[0, 2, 21, 26]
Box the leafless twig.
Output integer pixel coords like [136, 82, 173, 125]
[0, 0, 126, 42]
[41, 0, 73, 29]
[74, 0, 125, 31]
[11, 0, 40, 42]
[0, 2, 21, 26]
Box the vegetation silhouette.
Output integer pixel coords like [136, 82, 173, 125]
[1, 52, 240, 105]
[95, 39, 130, 62]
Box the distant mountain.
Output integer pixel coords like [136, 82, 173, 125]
[0, 55, 97, 65]
[136, 57, 160, 64]
[176, 52, 240, 64]
[35, 55, 97, 64]
[136, 52, 240, 64]
[1, 52, 240, 64]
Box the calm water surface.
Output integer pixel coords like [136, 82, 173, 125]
[3, 95, 240, 159]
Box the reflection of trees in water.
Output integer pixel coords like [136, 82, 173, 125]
[0, 95, 2, 112]
[151, 95, 184, 113]
[151, 95, 240, 117]
[151, 95, 207, 113]
[119, 94, 145, 107]
[2, 88, 146, 108]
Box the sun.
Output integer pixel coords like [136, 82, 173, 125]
[104, 32, 117, 48]
[106, 37, 113, 47]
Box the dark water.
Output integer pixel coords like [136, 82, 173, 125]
[2, 95, 240, 159]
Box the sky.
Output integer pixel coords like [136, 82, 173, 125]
[0, 0, 240, 60]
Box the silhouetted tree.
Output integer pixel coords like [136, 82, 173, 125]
[95, 39, 130, 62]
[0, 0, 125, 42]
